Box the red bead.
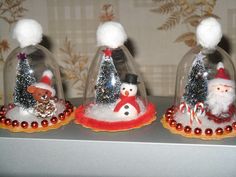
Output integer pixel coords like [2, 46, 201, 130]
[205, 128, 213, 136]
[65, 101, 71, 107]
[165, 116, 173, 123]
[215, 128, 223, 135]
[169, 120, 177, 127]
[0, 111, 5, 115]
[41, 120, 49, 127]
[4, 118, 11, 126]
[58, 113, 65, 121]
[12, 120, 19, 127]
[167, 108, 174, 114]
[31, 121, 38, 129]
[68, 108, 73, 113]
[184, 126, 192, 134]
[0, 106, 7, 112]
[225, 125, 233, 134]
[63, 110, 70, 116]
[176, 123, 183, 131]
[21, 121, 28, 129]
[50, 117, 58, 124]
[165, 112, 172, 118]
[0, 116, 6, 123]
[194, 128, 202, 135]
[232, 122, 236, 130]
[8, 104, 15, 110]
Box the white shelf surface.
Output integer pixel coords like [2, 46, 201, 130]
[0, 97, 236, 177]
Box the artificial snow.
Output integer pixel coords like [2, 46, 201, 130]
[174, 110, 236, 131]
[6, 102, 65, 126]
[13, 19, 43, 48]
[196, 17, 222, 49]
[85, 98, 146, 122]
[97, 21, 127, 48]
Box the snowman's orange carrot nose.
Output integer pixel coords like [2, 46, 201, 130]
[125, 91, 129, 96]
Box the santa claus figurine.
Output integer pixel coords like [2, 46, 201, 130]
[114, 73, 141, 118]
[206, 62, 236, 122]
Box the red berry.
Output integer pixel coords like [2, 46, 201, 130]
[184, 126, 192, 134]
[58, 113, 65, 121]
[12, 120, 19, 127]
[232, 122, 236, 130]
[0, 117, 6, 123]
[225, 125, 233, 134]
[41, 120, 49, 127]
[205, 128, 213, 136]
[50, 117, 58, 124]
[169, 120, 177, 127]
[4, 118, 11, 126]
[215, 128, 223, 135]
[31, 122, 38, 129]
[194, 128, 202, 135]
[176, 123, 183, 131]
[21, 121, 28, 129]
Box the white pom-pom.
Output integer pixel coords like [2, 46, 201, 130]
[217, 62, 224, 70]
[42, 70, 53, 78]
[13, 19, 43, 48]
[196, 17, 222, 49]
[97, 21, 127, 48]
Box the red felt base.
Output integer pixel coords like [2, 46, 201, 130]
[74, 102, 156, 132]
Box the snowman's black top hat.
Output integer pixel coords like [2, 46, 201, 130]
[123, 73, 139, 85]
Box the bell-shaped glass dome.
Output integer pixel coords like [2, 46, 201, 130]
[162, 45, 236, 140]
[0, 44, 74, 133]
[175, 46, 235, 106]
[75, 45, 156, 132]
[4, 45, 64, 103]
[84, 45, 147, 106]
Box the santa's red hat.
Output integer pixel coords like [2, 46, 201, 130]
[208, 62, 235, 88]
[33, 70, 56, 96]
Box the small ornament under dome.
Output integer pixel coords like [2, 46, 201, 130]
[75, 21, 156, 132]
[1, 19, 74, 133]
[162, 17, 236, 140]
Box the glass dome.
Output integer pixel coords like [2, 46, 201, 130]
[75, 45, 156, 132]
[162, 45, 236, 140]
[4, 45, 64, 103]
[0, 44, 74, 133]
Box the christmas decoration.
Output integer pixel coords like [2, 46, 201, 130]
[114, 73, 140, 119]
[95, 48, 121, 104]
[196, 17, 222, 49]
[206, 62, 235, 121]
[75, 21, 156, 132]
[14, 52, 36, 109]
[1, 19, 74, 133]
[27, 70, 57, 118]
[13, 18, 43, 48]
[162, 17, 236, 140]
[183, 52, 208, 108]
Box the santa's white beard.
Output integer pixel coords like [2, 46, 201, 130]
[207, 90, 235, 116]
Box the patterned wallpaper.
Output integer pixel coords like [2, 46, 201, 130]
[0, 0, 236, 104]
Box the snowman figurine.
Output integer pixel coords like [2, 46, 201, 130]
[114, 73, 141, 119]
